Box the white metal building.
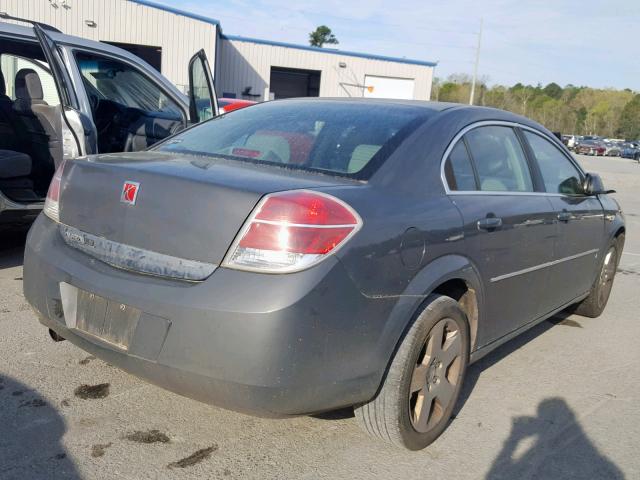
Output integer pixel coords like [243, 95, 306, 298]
[1, 0, 219, 91]
[2, 0, 436, 100]
[216, 35, 436, 101]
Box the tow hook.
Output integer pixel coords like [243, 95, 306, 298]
[49, 329, 66, 342]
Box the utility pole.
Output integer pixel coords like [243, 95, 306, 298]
[469, 17, 483, 105]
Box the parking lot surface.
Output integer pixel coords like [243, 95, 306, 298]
[1, 154, 639, 480]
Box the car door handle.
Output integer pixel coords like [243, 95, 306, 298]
[477, 217, 503, 231]
[557, 211, 571, 223]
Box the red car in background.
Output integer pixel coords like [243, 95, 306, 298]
[218, 98, 257, 114]
[575, 139, 606, 156]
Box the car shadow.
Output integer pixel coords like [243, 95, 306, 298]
[0, 375, 81, 479]
[451, 311, 624, 478]
[485, 397, 623, 479]
[0, 229, 27, 269]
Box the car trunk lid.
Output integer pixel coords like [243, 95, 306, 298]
[58, 151, 354, 269]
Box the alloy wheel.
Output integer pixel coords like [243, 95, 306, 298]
[409, 318, 463, 433]
[597, 247, 616, 308]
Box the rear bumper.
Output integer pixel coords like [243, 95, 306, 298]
[23, 215, 393, 416]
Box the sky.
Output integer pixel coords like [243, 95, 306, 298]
[163, 0, 639, 91]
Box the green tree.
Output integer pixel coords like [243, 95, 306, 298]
[309, 26, 339, 47]
[429, 72, 637, 136]
[617, 94, 640, 139]
[543, 82, 563, 100]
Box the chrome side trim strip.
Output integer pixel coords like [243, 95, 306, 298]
[59, 225, 217, 281]
[490, 249, 599, 283]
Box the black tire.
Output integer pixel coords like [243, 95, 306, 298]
[572, 242, 618, 318]
[355, 295, 470, 450]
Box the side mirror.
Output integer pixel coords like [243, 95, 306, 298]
[584, 173, 615, 195]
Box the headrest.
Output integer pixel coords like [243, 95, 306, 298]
[0, 70, 6, 96]
[15, 69, 44, 101]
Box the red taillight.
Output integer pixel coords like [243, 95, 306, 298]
[223, 190, 362, 273]
[254, 191, 358, 225]
[43, 160, 66, 222]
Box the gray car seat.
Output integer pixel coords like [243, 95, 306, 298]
[12, 68, 62, 190]
[0, 150, 32, 178]
[0, 69, 20, 151]
[0, 149, 36, 203]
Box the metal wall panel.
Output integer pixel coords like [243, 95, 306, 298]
[216, 38, 434, 101]
[4, 1, 434, 100]
[1, 0, 218, 90]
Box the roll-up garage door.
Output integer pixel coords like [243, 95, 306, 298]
[363, 75, 415, 100]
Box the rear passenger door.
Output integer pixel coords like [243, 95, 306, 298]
[444, 125, 557, 347]
[522, 130, 605, 306]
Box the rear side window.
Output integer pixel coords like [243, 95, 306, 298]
[465, 126, 533, 192]
[523, 131, 584, 195]
[157, 101, 431, 178]
[444, 141, 477, 191]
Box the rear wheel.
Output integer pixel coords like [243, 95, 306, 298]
[355, 295, 469, 450]
[572, 243, 618, 318]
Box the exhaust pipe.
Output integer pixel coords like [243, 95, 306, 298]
[49, 328, 65, 342]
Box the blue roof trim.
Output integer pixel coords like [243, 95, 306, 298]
[128, 0, 220, 26]
[221, 34, 437, 67]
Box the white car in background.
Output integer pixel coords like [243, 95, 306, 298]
[564, 135, 579, 150]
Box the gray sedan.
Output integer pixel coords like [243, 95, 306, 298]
[23, 99, 625, 450]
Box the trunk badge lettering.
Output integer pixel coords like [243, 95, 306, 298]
[121, 181, 140, 205]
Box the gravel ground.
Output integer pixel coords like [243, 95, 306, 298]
[0, 154, 638, 480]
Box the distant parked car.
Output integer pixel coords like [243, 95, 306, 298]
[621, 142, 640, 160]
[564, 135, 579, 150]
[576, 139, 606, 156]
[218, 98, 256, 114]
[604, 142, 623, 157]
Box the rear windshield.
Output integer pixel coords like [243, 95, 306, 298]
[155, 101, 431, 178]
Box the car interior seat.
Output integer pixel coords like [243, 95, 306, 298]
[0, 149, 36, 202]
[0, 69, 21, 151]
[348, 144, 382, 173]
[12, 68, 62, 191]
[472, 136, 509, 191]
[0, 69, 35, 198]
[245, 133, 291, 163]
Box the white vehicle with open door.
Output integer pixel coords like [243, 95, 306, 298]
[0, 14, 217, 229]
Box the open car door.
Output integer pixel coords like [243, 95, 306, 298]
[0, 13, 99, 161]
[188, 49, 218, 123]
[30, 22, 98, 160]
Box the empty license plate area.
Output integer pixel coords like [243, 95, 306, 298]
[60, 283, 141, 350]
